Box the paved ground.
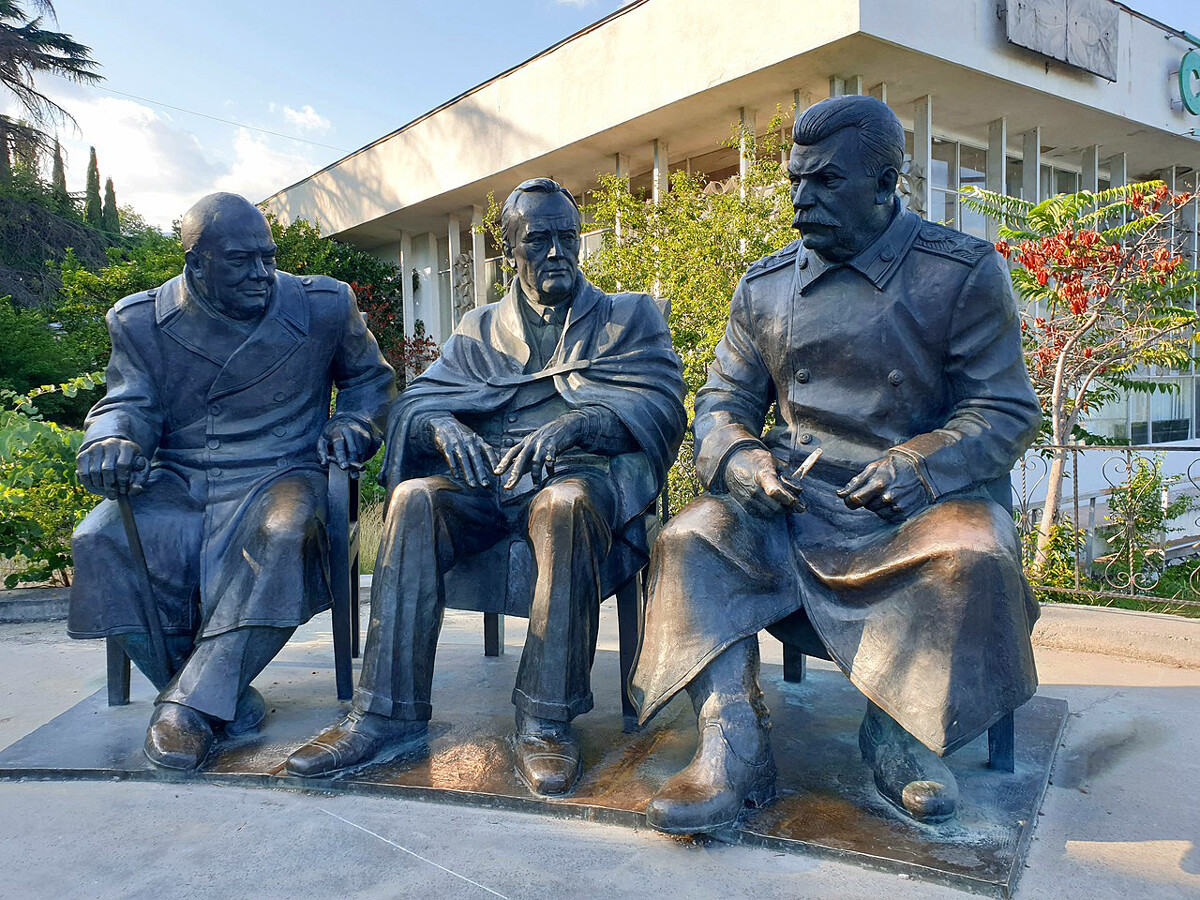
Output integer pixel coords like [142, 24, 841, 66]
[1, 606, 1198, 900]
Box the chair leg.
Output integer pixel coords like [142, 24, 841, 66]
[782, 643, 806, 683]
[350, 551, 361, 659]
[988, 711, 1015, 773]
[106, 637, 131, 707]
[616, 574, 641, 733]
[483, 612, 504, 657]
[329, 551, 353, 702]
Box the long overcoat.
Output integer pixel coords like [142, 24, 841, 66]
[631, 208, 1044, 755]
[68, 272, 395, 639]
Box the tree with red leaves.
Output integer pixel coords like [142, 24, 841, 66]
[963, 180, 1200, 574]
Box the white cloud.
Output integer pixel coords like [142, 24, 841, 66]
[276, 103, 331, 133]
[11, 87, 326, 230]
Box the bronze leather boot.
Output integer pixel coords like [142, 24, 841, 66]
[859, 700, 958, 824]
[285, 711, 427, 778]
[513, 710, 582, 797]
[645, 637, 776, 834]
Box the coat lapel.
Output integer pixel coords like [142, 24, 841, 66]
[207, 273, 308, 401]
[157, 276, 229, 367]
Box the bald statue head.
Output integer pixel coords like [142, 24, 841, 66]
[182, 192, 278, 321]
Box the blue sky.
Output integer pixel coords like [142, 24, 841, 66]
[8, 0, 1196, 228]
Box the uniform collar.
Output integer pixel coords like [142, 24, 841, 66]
[796, 202, 921, 294]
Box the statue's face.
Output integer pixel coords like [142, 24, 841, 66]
[187, 207, 278, 320]
[504, 191, 581, 307]
[788, 129, 896, 263]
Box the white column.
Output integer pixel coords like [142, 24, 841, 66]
[447, 216, 462, 327]
[739, 107, 757, 199]
[868, 82, 888, 104]
[399, 230, 414, 339]
[913, 95, 933, 219]
[987, 118, 1008, 242]
[846, 75, 863, 95]
[1022, 127, 1041, 203]
[652, 139, 669, 206]
[423, 232, 442, 344]
[1081, 145, 1100, 193]
[471, 205, 487, 308]
[1105, 152, 1127, 188]
[614, 152, 630, 180]
[829, 76, 845, 98]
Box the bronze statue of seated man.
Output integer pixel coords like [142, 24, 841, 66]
[630, 96, 1042, 832]
[286, 178, 686, 796]
[70, 193, 395, 771]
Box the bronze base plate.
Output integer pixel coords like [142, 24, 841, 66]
[0, 643, 1065, 898]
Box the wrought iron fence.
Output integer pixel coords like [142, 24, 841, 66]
[1013, 444, 1200, 610]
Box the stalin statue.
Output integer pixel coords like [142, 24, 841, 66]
[630, 96, 1042, 832]
[69, 193, 396, 771]
[286, 178, 686, 795]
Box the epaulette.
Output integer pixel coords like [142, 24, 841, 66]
[912, 223, 994, 265]
[112, 289, 157, 313]
[744, 239, 802, 281]
[297, 273, 343, 292]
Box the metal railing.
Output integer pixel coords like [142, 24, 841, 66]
[1013, 443, 1200, 609]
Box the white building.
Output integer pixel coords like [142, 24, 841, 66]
[264, 0, 1200, 446]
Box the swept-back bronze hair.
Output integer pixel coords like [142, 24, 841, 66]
[792, 95, 905, 175]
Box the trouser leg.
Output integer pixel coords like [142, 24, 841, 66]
[354, 477, 506, 720]
[114, 632, 195, 691]
[687, 635, 771, 758]
[158, 625, 294, 721]
[513, 477, 614, 723]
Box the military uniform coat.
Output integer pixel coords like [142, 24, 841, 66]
[68, 272, 395, 639]
[631, 206, 1043, 755]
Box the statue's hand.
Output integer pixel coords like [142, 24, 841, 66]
[494, 412, 588, 490]
[318, 419, 374, 471]
[724, 447, 799, 517]
[427, 415, 498, 488]
[76, 438, 149, 499]
[838, 454, 930, 522]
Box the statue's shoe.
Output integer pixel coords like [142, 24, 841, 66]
[144, 702, 214, 771]
[224, 687, 266, 737]
[859, 705, 958, 824]
[513, 715, 582, 797]
[645, 719, 776, 834]
[285, 712, 426, 778]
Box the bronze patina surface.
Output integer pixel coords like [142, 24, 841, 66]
[0, 642, 1063, 898]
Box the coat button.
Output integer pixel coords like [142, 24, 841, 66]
[508, 415, 518, 423]
[210, 468, 222, 477]
[799, 433, 813, 445]
[503, 437, 515, 448]
[880, 247, 895, 262]
[794, 368, 810, 384]
[273, 425, 286, 437]
[209, 404, 221, 415]
[797, 255, 809, 270]
[206, 438, 220, 450]
[888, 369, 905, 386]
[276, 457, 288, 468]
[274, 391, 286, 402]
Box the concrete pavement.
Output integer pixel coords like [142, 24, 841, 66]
[1, 606, 1198, 900]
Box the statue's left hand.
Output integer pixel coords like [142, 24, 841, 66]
[494, 412, 588, 489]
[838, 454, 930, 522]
[318, 419, 373, 470]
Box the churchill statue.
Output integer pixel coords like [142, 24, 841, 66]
[630, 96, 1042, 832]
[286, 178, 686, 795]
[69, 193, 396, 771]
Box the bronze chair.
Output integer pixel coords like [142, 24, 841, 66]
[105, 463, 362, 705]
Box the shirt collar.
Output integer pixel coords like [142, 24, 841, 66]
[795, 201, 921, 295]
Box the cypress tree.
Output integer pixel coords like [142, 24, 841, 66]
[50, 139, 67, 208]
[0, 122, 11, 189]
[101, 177, 119, 232]
[84, 145, 101, 227]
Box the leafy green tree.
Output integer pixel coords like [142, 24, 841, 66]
[579, 115, 795, 507]
[100, 175, 117, 232]
[0, 2, 100, 185]
[1100, 453, 1197, 584]
[82, 143, 100, 227]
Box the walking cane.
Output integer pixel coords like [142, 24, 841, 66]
[115, 490, 173, 689]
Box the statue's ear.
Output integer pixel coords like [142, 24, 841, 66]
[876, 166, 900, 204]
[184, 249, 202, 281]
[502, 239, 515, 269]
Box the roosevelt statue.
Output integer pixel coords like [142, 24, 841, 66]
[631, 95, 1041, 832]
[286, 178, 686, 795]
[69, 193, 396, 770]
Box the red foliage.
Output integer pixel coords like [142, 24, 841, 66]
[351, 281, 440, 384]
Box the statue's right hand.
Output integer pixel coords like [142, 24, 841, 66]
[427, 415, 498, 489]
[76, 438, 149, 499]
[724, 447, 799, 517]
